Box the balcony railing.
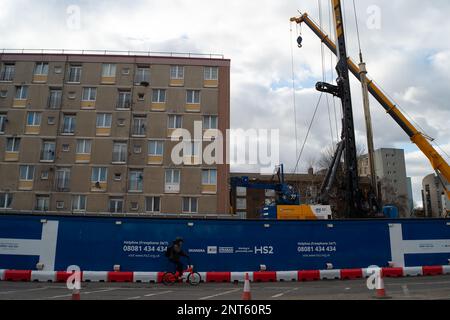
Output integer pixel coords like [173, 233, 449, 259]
[0, 49, 225, 59]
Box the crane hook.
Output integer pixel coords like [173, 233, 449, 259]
[297, 36, 303, 48]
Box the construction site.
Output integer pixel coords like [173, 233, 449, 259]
[0, 0, 449, 305]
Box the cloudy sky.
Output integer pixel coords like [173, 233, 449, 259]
[1, 0, 449, 207]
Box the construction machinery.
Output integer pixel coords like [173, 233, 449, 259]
[290, 0, 450, 216]
[230, 164, 332, 220]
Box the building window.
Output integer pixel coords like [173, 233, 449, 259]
[0, 64, 15, 81]
[182, 197, 198, 213]
[62, 144, 70, 152]
[114, 173, 122, 181]
[168, 115, 182, 129]
[186, 90, 200, 104]
[48, 89, 62, 109]
[19, 165, 35, 181]
[15, 86, 28, 100]
[68, 65, 82, 83]
[40, 171, 49, 180]
[35, 195, 50, 211]
[82, 87, 97, 101]
[170, 65, 184, 79]
[135, 66, 150, 84]
[47, 117, 55, 125]
[54, 66, 62, 74]
[91, 167, 107, 183]
[148, 140, 164, 156]
[202, 169, 217, 185]
[102, 63, 116, 77]
[34, 62, 49, 75]
[76, 139, 92, 154]
[112, 142, 127, 163]
[6, 137, 20, 152]
[145, 196, 160, 213]
[117, 90, 131, 109]
[132, 116, 146, 136]
[0, 193, 13, 209]
[204, 67, 218, 80]
[62, 114, 76, 134]
[41, 140, 56, 161]
[72, 195, 86, 212]
[129, 170, 143, 192]
[133, 145, 142, 154]
[122, 67, 130, 75]
[165, 169, 180, 193]
[0, 90, 7, 98]
[27, 112, 41, 126]
[203, 115, 218, 129]
[152, 89, 166, 103]
[109, 197, 123, 213]
[0, 114, 7, 133]
[96, 113, 112, 128]
[55, 168, 71, 192]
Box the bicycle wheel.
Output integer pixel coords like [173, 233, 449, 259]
[162, 272, 177, 286]
[187, 272, 202, 286]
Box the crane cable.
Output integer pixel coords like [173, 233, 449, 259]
[293, 93, 324, 174]
[289, 22, 301, 173]
[318, 0, 335, 146]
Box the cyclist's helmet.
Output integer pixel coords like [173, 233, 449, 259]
[175, 237, 184, 243]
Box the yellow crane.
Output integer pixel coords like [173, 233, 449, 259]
[290, 4, 450, 203]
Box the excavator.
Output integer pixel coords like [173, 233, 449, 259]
[289, 0, 450, 218]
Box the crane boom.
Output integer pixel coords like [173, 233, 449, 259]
[290, 12, 450, 201]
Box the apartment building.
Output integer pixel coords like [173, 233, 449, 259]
[422, 173, 449, 217]
[358, 148, 410, 216]
[0, 51, 230, 216]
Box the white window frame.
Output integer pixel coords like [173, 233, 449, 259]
[145, 196, 160, 213]
[6, 137, 20, 152]
[72, 195, 86, 212]
[0, 193, 13, 209]
[82, 87, 97, 101]
[35, 195, 49, 211]
[0, 114, 7, 133]
[117, 90, 131, 109]
[91, 167, 107, 183]
[96, 113, 112, 128]
[68, 65, 82, 83]
[204, 66, 218, 80]
[34, 62, 49, 75]
[129, 170, 144, 192]
[152, 89, 166, 103]
[55, 168, 71, 191]
[48, 89, 62, 109]
[202, 169, 217, 185]
[27, 112, 41, 126]
[148, 140, 164, 156]
[41, 141, 55, 161]
[135, 66, 150, 84]
[203, 115, 218, 129]
[165, 169, 180, 193]
[62, 114, 76, 134]
[132, 116, 146, 136]
[15, 86, 28, 100]
[109, 197, 124, 213]
[112, 142, 127, 163]
[182, 197, 198, 213]
[1, 64, 15, 81]
[170, 65, 184, 79]
[76, 139, 92, 154]
[168, 115, 182, 129]
[19, 165, 35, 181]
[102, 63, 116, 77]
[186, 90, 200, 104]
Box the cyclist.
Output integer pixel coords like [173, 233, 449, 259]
[166, 237, 189, 277]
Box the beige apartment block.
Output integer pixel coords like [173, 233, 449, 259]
[0, 51, 230, 216]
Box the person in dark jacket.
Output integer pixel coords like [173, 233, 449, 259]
[167, 237, 189, 276]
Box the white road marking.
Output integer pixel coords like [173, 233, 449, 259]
[126, 296, 142, 300]
[0, 287, 51, 295]
[402, 285, 411, 297]
[199, 288, 240, 300]
[45, 288, 119, 299]
[144, 290, 173, 297]
[271, 288, 298, 298]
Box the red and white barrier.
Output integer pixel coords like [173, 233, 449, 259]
[0, 265, 449, 283]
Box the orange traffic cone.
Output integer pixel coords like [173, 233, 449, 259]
[72, 288, 81, 300]
[375, 274, 389, 299]
[242, 273, 252, 300]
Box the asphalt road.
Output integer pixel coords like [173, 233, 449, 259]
[0, 276, 449, 300]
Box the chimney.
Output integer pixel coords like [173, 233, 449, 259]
[308, 167, 314, 175]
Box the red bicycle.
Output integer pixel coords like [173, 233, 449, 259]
[162, 264, 201, 286]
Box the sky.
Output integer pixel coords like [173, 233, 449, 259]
[1, 0, 449, 208]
